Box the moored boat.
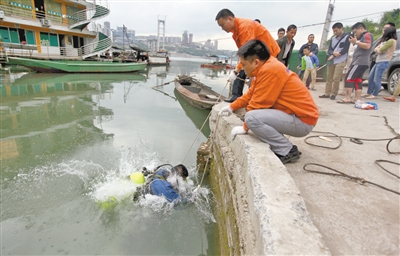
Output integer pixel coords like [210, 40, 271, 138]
[174, 75, 225, 110]
[7, 57, 147, 73]
[0, 0, 150, 73]
[148, 50, 171, 66]
[200, 55, 235, 70]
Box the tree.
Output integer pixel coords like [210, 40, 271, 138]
[379, 8, 400, 28]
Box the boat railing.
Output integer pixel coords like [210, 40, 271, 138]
[0, 2, 35, 20]
[0, 16, 111, 60]
[68, 0, 110, 27]
[0, 2, 73, 26]
[80, 24, 113, 59]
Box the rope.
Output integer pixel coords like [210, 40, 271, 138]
[195, 114, 222, 191]
[181, 80, 230, 164]
[179, 79, 229, 192]
[375, 160, 400, 179]
[303, 163, 400, 196]
[303, 129, 400, 196]
[304, 131, 400, 153]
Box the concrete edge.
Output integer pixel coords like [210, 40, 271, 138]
[210, 103, 331, 255]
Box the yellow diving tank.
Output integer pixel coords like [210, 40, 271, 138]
[130, 172, 145, 185]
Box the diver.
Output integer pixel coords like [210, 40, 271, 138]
[132, 164, 189, 203]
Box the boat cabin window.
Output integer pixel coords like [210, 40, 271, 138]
[0, 27, 11, 43]
[25, 30, 36, 45]
[9, 28, 19, 43]
[40, 32, 61, 47]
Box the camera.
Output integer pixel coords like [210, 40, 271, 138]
[349, 32, 354, 38]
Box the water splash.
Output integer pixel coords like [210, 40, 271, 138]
[135, 168, 216, 223]
[5, 142, 216, 223]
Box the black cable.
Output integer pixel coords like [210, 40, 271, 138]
[303, 131, 400, 196]
[303, 163, 400, 196]
[305, 130, 400, 154]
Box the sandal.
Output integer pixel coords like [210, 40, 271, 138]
[338, 92, 346, 96]
[365, 95, 377, 99]
[361, 94, 371, 98]
[336, 99, 353, 104]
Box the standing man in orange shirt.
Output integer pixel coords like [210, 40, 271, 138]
[215, 9, 280, 102]
[219, 40, 319, 163]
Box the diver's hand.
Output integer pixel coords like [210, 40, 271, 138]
[227, 71, 237, 83]
[231, 126, 247, 140]
[219, 105, 233, 117]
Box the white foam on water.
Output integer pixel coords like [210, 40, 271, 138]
[8, 141, 216, 223]
[12, 160, 105, 186]
[87, 145, 159, 203]
[135, 167, 216, 223]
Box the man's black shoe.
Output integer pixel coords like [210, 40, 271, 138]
[224, 98, 236, 103]
[276, 145, 301, 164]
[330, 95, 336, 100]
[319, 94, 330, 98]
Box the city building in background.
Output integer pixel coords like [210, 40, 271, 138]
[189, 33, 193, 44]
[182, 30, 189, 45]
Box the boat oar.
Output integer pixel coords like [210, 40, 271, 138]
[152, 75, 196, 88]
[152, 79, 175, 88]
[152, 87, 176, 100]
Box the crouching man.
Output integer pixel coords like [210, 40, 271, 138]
[219, 39, 319, 163]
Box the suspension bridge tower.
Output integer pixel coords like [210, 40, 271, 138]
[320, 0, 335, 49]
[157, 16, 166, 51]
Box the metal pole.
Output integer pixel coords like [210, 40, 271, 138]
[320, 0, 335, 50]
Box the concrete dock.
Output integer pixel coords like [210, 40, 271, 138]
[287, 81, 399, 255]
[209, 81, 399, 255]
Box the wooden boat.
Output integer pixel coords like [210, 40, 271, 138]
[7, 57, 147, 73]
[200, 55, 235, 70]
[174, 75, 225, 110]
[200, 63, 235, 69]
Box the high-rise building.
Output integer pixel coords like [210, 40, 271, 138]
[127, 30, 135, 41]
[189, 33, 193, 44]
[104, 21, 110, 30]
[214, 40, 218, 50]
[205, 39, 212, 48]
[182, 30, 188, 45]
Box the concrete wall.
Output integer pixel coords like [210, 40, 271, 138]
[208, 103, 331, 255]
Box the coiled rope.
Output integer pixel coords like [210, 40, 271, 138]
[303, 129, 400, 196]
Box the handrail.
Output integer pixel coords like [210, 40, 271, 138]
[68, 1, 109, 27]
[0, 3, 66, 26]
[0, 2, 35, 19]
[80, 24, 113, 59]
[0, 2, 109, 28]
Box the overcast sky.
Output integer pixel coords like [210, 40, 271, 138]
[105, 0, 399, 50]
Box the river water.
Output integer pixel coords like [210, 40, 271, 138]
[0, 57, 233, 255]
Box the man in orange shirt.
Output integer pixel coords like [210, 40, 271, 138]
[215, 9, 280, 102]
[219, 40, 319, 163]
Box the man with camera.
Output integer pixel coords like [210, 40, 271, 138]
[319, 22, 350, 100]
[338, 22, 373, 104]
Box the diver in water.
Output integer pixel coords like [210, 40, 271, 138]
[132, 164, 189, 203]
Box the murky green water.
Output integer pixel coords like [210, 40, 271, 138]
[0, 58, 232, 255]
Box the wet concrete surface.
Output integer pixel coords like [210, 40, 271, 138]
[286, 82, 399, 255]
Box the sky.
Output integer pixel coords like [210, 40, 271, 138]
[105, 0, 400, 50]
